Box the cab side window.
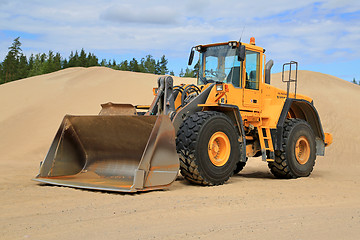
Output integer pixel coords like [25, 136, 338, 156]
[245, 50, 260, 90]
[226, 58, 241, 87]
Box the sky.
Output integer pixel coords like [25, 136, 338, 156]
[1, 0, 360, 81]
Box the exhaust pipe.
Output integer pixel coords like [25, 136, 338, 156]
[265, 59, 274, 84]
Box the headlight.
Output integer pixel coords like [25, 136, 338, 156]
[228, 41, 238, 47]
[216, 84, 223, 91]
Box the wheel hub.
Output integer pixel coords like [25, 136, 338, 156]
[208, 132, 231, 167]
[295, 136, 310, 165]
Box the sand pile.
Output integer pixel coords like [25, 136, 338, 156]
[0, 67, 359, 240]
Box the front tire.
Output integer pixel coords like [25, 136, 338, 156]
[268, 119, 316, 178]
[176, 111, 240, 185]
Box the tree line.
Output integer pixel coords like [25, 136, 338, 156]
[0, 37, 197, 85]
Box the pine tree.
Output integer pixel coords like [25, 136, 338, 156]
[140, 58, 146, 73]
[68, 51, 75, 67]
[159, 55, 168, 75]
[112, 59, 117, 67]
[54, 53, 62, 71]
[183, 67, 195, 77]
[137, 58, 145, 73]
[352, 77, 359, 85]
[2, 37, 22, 82]
[0, 62, 4, 84]
[9, 37, 22, 57]
[119, 60, 129, 71]
[17, 54, 29, 79]
[87, 53, 98, 67]
[68, 50, 79, 67]
[28, 54, 43, 77]
[179, 64, 197, 78]
[28, 54, 34, 75]
[79, 49, 87, 67]
[74, 51, 79, 67]
[63, 59, 68, 68]
[155, 60, 161, 75]
[100, 59, 107, 66]
[40, 53, 47, 63]
[2, 49, 17, 82]
[143, 55, 156, 73]
[44, 50, 54, 74]
[129, 58, 140, 72]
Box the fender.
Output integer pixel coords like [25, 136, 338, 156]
[275, 98, 326, 156]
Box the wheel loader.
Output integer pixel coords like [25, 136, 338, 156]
[34, 38, 333, 192]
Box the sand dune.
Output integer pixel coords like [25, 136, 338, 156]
[0, 67, 359, 239]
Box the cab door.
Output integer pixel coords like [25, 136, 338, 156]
[243, 50, 261, 108]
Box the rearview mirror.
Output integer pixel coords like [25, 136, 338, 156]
[188, 48, 195, 65]
[237, 45, 246, 62]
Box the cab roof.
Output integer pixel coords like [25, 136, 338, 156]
[195, 40, 265, 53]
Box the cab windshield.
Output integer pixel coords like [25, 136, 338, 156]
[198, 45, 242, 87]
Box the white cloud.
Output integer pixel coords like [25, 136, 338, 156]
[101, 4, 178, 25]
[321, 0, 360, 13]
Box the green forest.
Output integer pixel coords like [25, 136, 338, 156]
[0, 37, 197, 85]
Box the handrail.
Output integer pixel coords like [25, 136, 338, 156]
[282, 61, 298, 99]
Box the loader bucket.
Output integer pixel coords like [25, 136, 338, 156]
[34, 114, 179, 192]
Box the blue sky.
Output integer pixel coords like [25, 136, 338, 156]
[1, 0, 360, 81]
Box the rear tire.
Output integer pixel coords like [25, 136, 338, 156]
[268, 119, 316, 178]
[176, 111, 240, 185]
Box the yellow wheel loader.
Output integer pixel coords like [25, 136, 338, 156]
[34, 38, 333, 192]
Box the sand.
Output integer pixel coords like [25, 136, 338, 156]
[0, 67, 359, 239]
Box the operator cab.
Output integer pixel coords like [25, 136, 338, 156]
[198, 44, 242, 87]
[190, 40, 263, 91]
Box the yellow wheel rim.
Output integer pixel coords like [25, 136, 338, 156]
[295, 136, 310, 165]
[208, 132, 231, 167]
